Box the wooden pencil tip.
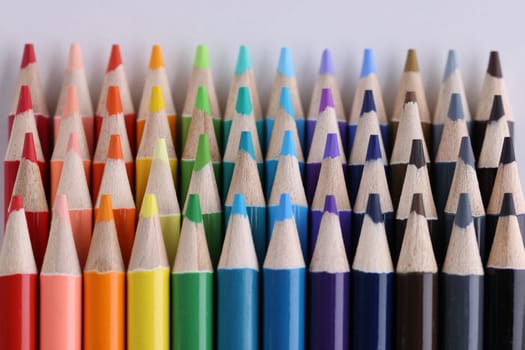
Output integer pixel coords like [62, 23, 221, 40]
[195, 86, 212, 113]
[365, 134, 382, 161]
[107, 44, 122, 72]
[235, 86, 253, 115]
[239, 131, 256, 160]
[106, 86, 123, 115]
[489, 95, 505, 121]
[443, 49, 457, 81]
[8, 195, 24, 213]
[107, 134, 124, 160]
[276, 193, 293, 221]
[185, 194, 203, 223]
[140, 193, 159, 218]
[194, 44, 210, 68]
[96, 194, 114, 222]
[16, 85, 33, 114]
[22, 132, 37, 162]
[21, 43, 36, 68]
[360, 48, 376, 78]
[278, 47, 295, 77]
[231, 193, 248, 216]
[366, 193, 383, 223]
[54, 194, 71, 224]
[153, 138, 169, 161]
[410, 193, 426, 216]
[323, 133, 340, 159]
[319, 88, 335, 113]
[404, 49, 419, 72]
[361, 89, 376, 115]
[319, 48, 335, 74]
[66, 132, 81, 155]
[323, 194, 338, 215]
[500, 193, 516, 216]
[455, 193, 473, 228]
[404, 91, 417, 104]
[487, 51, 503, 78]
[500, 137, 515, 165]
[63, 85, 80, 116]
[148, 85, 165, 113]
[458, 136, 475, 166]
[280, 129, 296, 157]
[235, 45, 251, 74]
[149, 45, 164, 69]
[409, 139, 426, 168]
[279, 87, 294, 117]
[447, 93, 464, 121]
[67, 43, 84, 70]
[194, 134, 211, 171]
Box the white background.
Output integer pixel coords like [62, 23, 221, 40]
[1, 0, 524, 226]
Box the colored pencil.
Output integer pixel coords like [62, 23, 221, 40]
[486, 137, 525, 259]
[51, 85, 91, 204]
[144, 138, 181, 266]
[263, 193, 305, 350]
[306, 88, 346, 204]
[55, 43, 94, 154]
[95, 134, 136, 267]
[225, 131, 266, 264]
[217, 193, 259, 350]
[265, 87, 304, 197]
[268, 130, 308, 259]
[4, 88, 46, 222]
[309, 194, 350, 350]
[307, 49, 346, 155]
[0, 196, 37, 350]
[181, 45, 221, 149]
[445, 136, 486, 261]
[96, 45, 135, 152]
[266, 47, 304, 151]
[390, 91, 430, 209]
[55, 133, 93, 268]
[137, 45, 176, 146]
[84, 194, 125, 350]
[127, 194, 170, 350]
[40, 195, 82, 350]
[432, 50, 471, 156]
[92, 85, 134, 200]
[391, 49, 431, 153]
[181, 86, 222, 203]
[223, 86, 263, 196]
[352, 193, 394, 350]
[349, 48, 389, 155]
[441, 192, 484, 350]
[485, 193, 525, 349]
[394, 139, 437, 265]
[473, 51, 513, 159]
[136, 86, 177, 209]
[477, 95, 510, 208]
[310, 133, 351, 260]
[352, 135, 394, 261]
[9, 44, 50, 159]
[172, 194, 213, 350]
[184, 134, 222, 267]
[395, 193, 438, 350]
[348, 90, 388, 205]
[224, 45, 263, 148]
[11, 132, 49, 269]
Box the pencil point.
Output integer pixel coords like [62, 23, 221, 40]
[96, 194, 114, 222]
[21, 43, 36, 68]
[8, 195, 24, 213]
[360, 48, 376, 77]
[366, 193, 383, 223]
[276, 193, 293, 221]
[278, 47, 294, 77]
[16, 85, 33, 114]
[501, 193, 516, 216]
[66, 133, 81, 155]
[194, 133, 211, 171]
[404, 49, 419, 72]
[280, 130, 296, 157]
[409, 139, 426, 168]
[279, 87, 294, 117]
[22, 132, 37, 162]
[365, 134, 382, 161]
[149, 45, 164, 69]
[63, 85, 80, 116]
[500, 137, 515, 164]
[194, 45, 210, 69]
[107, 134, 124, 160]
[235, 86, 253, 115]
[447, 93, 464, 121]
[140, 193, 159, 218]
[404, 91, 417, 103]
[455, 193, 473, 228]
[319, 49, 335, 74]
[185, 194, 203, 223]
[489, 95, 505, 121]
[487, 51, 503, 78]
[231, 193, 248, 216]
[319, 88, 335, 113]
[323, 133, 340, 159]
[458, 137, 475, 166]
[153, 138, 169, 162]
[235, 45, 251, 74]
[323, 194, 338, 215]
[67, 43, 84, 70]
[239, 131, 256, 160]
[361, 89, 376, 115]
[443, 49, 457, 81]
[54, 194, 71, 224]
[195, 86, 212, 114]
[107, 44, 122, 72]
[410, 193, 426, 216]
[148, 85, 165, 113]
[106, 86, 123, 115]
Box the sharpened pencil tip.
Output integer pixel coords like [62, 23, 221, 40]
[280, 130, 296, 157]
[66, 133, 81, 156]
[63, 85, 80, 116]
[21, 43, 36, 68]
[459, 136, 475, 166]
[16, 85, 33, 115]
[96, 194, 114, 223]
[365, 134, 382, 161]
[319, 88, 335, 113]
[195, 86, 212, 114]
[410, 193, 426, 216]
[361, 90, 376, 115]
[409, 139, 426, 168]
[107, 44, 122, 72]
[489, 95, 505, 121]
[487, 51, 503, 78]
[54, 194, 71, 224]
[500, 193, 516, 216]
[22, 132, 37, 162]
[67, 43, 84, 71]
[194, 45, 210, 69]
[447, 93, 464, 121]
[152, 138, 169, 162]
[194, 134, 211, 171]
[278, 47, 295, 77]
[404, 49, 419, 72]
[323, 133, 340, 159]
[366, 193, 383, 223]
[239, 131, 256, 160]
[149, 85, 165, 113]
[231, 193, 248, 217]
[279, 87, 294, 117]
[276, 193, 293, 221]
[360, 48, 376, 78]
[319, 49, 335, 74]
[107, 134, 124, 160]
[455, 193, 473, 228]
[235, 45, 251, 74]
[8, 195, 24, 213]
[500, 137, 515, 165]
[106, 86, 123, 115]
[404, 91, 417, 104]
[186, 194, 203, 223]
[443, 49, 457, 81]
[149, 45, 164, 69]
[323, 194, 338, 215]
[141, 193, 159, 218]
[235, 86, 253, 115]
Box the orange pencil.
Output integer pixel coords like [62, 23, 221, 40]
[84, 194, 125, 350]
[40, 195, 82, 350]
[55, 133, 93, 268]
[92, 86, 134, 200]
[96, 45, 135, 152]
[95, 134, 136, 267]
[55, 43, 94, 153]
[51, 86, 91, 203]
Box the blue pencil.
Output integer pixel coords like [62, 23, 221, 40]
[218, 194, 259, 350]
[263, 193, 305, 350]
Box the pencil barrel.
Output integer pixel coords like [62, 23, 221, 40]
[268, 204, 308, 260]
[380, 123, 391, 158]
[69, 209, 93, 268]
[471, 121, 486, 160]
[36, 113, 51, 160]
[305, 162, 321, 205]
[348, 164, 364, 206]
[124, 113, 136, 154]
[159, 214, 181, 266]
[202, 212, 223, 268]
[26, 211, 49, 270]
[476, 167, 497, 209]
